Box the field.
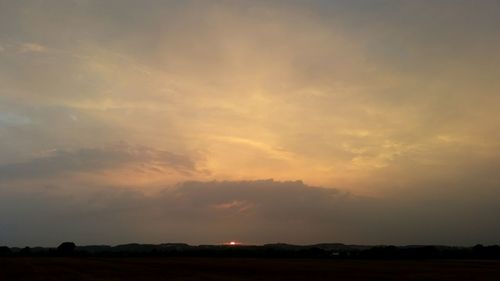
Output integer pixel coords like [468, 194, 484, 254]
[1, 257, 500, 281]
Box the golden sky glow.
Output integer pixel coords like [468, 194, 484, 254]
[1, 0, 500, 246]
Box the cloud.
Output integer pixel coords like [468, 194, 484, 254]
[0, 179, 356, 246]
[0, 112, 31, 125]
[0, 1, 499, 247]
[0, 0, 499, 192]
[2, 179, 500, 247]
[0, 144, 195, 181]
[18, 43, 47, 53]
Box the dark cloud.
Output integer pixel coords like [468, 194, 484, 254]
[0, 144, 195, 181]
[1, 179, 499, 247]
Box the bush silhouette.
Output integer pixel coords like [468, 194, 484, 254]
[19, 247, 32, 256]
[57, 242, 76, 255]
[0, 246, 11, 256]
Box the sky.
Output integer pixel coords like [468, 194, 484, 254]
[0, 0, 500, 247]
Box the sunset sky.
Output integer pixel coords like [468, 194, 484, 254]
[1, 0, 500, 247]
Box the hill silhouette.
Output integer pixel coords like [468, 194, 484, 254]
[1, 242, 500, 259]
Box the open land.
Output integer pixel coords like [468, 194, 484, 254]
[1, 258, 500, 281]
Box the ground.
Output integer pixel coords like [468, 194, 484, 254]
[1, 258, 500, 281]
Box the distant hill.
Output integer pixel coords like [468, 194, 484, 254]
[1, 243, 499, 259]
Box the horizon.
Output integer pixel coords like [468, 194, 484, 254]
[1, 0, 500, 247]
[3, 241, 498, 249]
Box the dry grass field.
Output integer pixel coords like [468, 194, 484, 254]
[1, 258, 500, 281]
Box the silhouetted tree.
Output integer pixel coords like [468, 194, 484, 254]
[472, 244, 500, 259]
[0, 246, 11, 256]
[57, 242, 76, 255]
[19, 247, 32, 256]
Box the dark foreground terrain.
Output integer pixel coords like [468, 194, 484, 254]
[1, 258, 500, 281]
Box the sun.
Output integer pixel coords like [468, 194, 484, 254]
[225, 241, 241, 246]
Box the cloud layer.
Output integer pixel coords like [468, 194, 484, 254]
[0, 144, 195, 181]
[0, 1, 499, 245]
[1, 179, 499, 247]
